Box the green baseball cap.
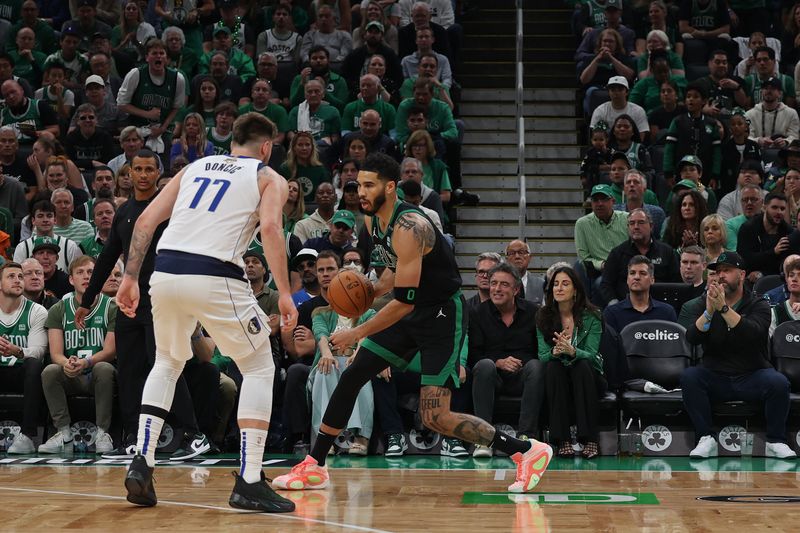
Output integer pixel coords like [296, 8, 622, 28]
[677, 154, 703, 173]
[672, 179, 698, 191]
[32, 236, 60, 254]
[331, 210, 356, 229]
[589, 184, 615, 199]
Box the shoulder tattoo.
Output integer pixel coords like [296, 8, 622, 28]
[396, 211, 435, 253]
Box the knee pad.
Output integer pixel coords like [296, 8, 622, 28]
[236, 344, 276, 422]
[152, 352, 185, 384]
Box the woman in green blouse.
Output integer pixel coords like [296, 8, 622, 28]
[310, 254, 376, 456]
[536, 266, 607, 459]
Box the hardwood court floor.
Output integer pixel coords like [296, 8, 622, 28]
[4, 455, 800, 532]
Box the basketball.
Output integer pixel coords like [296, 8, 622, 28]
[327, 269, 375, 318]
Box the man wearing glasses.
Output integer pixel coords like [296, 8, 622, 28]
[505, 240, 544, 306]
[744, 46, 796, 108]
[466, 252, 502, 312]
[64, 103, 115, 173]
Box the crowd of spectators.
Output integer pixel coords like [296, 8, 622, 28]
[4, 0, 800, 462]
[0, 0, 480, 458]
[571, 0, 800, 459]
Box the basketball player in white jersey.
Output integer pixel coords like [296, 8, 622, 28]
[116, 113, 298, 513]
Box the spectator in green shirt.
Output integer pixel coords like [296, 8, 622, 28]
[574, 184, 630, 301]
[198, 25, 256, 83]
[289, 45, 349, 112]
[239, 78, 289, 146]
[395, 77, 458, 146]
[744, 46, 796, 108]
[79, 198, 115, 259]
[288, 79, 341, 148]
[6, 1, 58, 55]
[9, 28, 47, 88]
[629, 49, 687, 114]
[280, 131, 332, 204]
[341, 74, 396, 137]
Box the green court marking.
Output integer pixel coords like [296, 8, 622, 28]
[2, 453, 799, 474]
[461, 491, 660, 505]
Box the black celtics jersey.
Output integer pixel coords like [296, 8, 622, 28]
[370, 201, 460, 306]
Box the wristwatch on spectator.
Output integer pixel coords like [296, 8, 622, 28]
[720, 305, 730, 314]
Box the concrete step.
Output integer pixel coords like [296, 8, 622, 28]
[465, 116, 518, 131]
[462, 61, 576, 76]
[463, 189, 584, 204]
[457, 205, 584, 222]
[460, 102, 575, 117]
[462, 144, 581, 160]
[528, 117, 582, 131]
[461, 161, 580, 175]
[460, 88, 577, 103]
[460, 175, 582, 190]
[466, 48, 574, 62]
[463, 33, 575, 50]
[461, 117, 579, 134]
[463, 131, 577, 145]
[460, 74, 577, 89]
[456, 222, 578, 239]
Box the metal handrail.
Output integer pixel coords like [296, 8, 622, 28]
[515, 0, 525, 240]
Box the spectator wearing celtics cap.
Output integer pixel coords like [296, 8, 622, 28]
[682, 251, 795, 460]
[302, 210, 356, 255]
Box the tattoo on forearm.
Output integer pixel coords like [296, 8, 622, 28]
[396, 212, 435, 253]
[125, 229, 153, 280]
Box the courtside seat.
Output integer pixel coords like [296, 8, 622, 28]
[753, 274, 783, 297]
[620, 320, 691, 416]
[772, 321, 800, 408]
[650, 283, 697, 316]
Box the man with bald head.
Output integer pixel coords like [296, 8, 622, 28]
[8, 28, 48, 87]
[505, 240, 544, 305]
[350, 109, 399, 159]
[342, 74, 397, 137]
[0, 79, 59, 145]
[5, 1, 58, 56]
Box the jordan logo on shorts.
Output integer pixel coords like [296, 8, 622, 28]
[436, 309, 446, 319]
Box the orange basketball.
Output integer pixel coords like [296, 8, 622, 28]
[327, 269, 375, 318]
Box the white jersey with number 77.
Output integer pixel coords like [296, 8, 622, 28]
[157, 155, 264, 268]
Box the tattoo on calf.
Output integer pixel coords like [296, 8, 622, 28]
[451, 417, 496, 446]
[418, 387, 495, 445]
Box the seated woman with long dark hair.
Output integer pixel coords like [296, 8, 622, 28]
[661, 189, 709, 250]
[535, 266, 606, 459]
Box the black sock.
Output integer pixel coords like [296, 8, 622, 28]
[311, 431, 338, 466]
[490, 430, 532, 456]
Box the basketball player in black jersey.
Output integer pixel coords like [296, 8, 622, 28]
[273, 153, 553, 493]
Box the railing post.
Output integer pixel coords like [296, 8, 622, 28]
[515, 0, 526, 241]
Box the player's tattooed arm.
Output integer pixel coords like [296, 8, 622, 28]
[395, 211, 435, 254]
[125, 228, 153, 280]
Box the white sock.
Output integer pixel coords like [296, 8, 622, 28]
[137, 414, 165, 467]
[240, 428, 268, 483]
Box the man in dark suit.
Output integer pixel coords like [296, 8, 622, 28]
[505, 239, 544, 306]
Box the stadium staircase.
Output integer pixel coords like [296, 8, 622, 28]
[455, 0, 584, 289]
